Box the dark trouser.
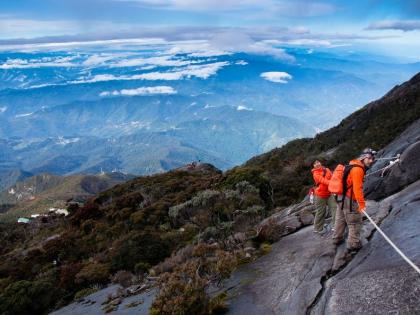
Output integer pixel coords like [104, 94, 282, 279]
[314, 195, 337, 232]
[332, 197, 362, 250]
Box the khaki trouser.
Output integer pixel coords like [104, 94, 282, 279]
[333, 197, 362, 250]
[314, 195, 337, 232]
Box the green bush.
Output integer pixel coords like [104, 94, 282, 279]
[0, 280, 57, 315]
[75, 262, 110, 286]
[109, 231, 170, 271]
[74, 287, 99, 300]
[150, 261, 209, 315]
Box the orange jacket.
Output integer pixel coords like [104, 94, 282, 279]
[311, 167, 332, 198]
[346, 159, 366, 211]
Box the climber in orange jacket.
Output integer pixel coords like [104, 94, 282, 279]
[311, 159, 337, 234]
[333, 148, 376, 251]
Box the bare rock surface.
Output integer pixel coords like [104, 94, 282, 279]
[365, 118, 420, 200]
[225, 225, 336, 315]
[312, 180, 420, 315]
[49, 285, 156, 315]
[225, 180, 420, 315]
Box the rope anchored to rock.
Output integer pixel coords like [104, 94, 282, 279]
[362, 210, 420, 275]
[365, 154, 401, 178]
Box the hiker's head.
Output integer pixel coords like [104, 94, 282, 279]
[312, 159, 322, 168]
[358, 148, 376, 167]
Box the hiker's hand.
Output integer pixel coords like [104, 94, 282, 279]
[358, 207, 366, 214]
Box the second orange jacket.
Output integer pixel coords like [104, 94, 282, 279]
[311, 167, 332, 198]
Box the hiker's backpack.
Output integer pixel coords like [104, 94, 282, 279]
[328, 164, 365, 196]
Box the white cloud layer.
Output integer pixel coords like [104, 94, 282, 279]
[366, 20, 420, 32]
[260, 71, 292, 83]
[116, 0, 336, 17]
[237, 105, 252, 111]
[99, 86, 177, 96]
[209, 31, 295, 61]
[0, 56, 76, 69]
[75, 61, 229, 83]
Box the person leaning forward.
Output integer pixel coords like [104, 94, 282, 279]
[311, 159, 337, 234]
[333, 148, 376, 251]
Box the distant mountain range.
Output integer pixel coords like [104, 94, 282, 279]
[0, 46, 419, 177]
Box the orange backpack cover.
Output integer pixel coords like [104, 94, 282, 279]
[328, 164, 345, 194]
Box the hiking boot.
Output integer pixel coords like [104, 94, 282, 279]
[332, 238, 344, 245]
[313, 227, 327, 235]
[324, 223, 335, 232]
[347, 245, 362, 255]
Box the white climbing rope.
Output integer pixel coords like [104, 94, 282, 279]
[362, 210, 420, 275]
[365, 156, 400, 178]
[375, 154, 401, 161]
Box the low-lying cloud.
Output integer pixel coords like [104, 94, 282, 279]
[99, 86, 177, 96]
[366, 20, 420, 32]
[75, 61, 230, 83]
[209, 30, 295, 61]
[0, 56, 76, 69]
[260, 71, 292, 83]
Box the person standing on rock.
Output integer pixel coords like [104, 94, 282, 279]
[332, 148, 376, 251]
[311, 159, 337, 234]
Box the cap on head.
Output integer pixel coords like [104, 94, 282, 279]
[358, 148, 377, 161]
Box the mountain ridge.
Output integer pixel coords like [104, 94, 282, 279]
[0, 73, 419, 314]
[0, 172, 134, 222]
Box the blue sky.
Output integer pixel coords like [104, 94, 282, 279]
[0, 0, 419, 59]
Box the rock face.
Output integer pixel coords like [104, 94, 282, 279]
[224, 193, 401, 314]
[312, 180, 420, 315]
[224, 119, 420, 315]
[365, 118, 420, 200]
[226, 226, 336, 315]
[257, 200, 315, 242]
[49, 285, 156, 315]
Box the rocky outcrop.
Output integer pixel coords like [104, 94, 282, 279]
[225, 225, 336, 315]
[365, 118, 420, 200]
[175, 162, 222, 174]
[49, 285, 156, 315]
[223, 118, 420, 314]
[257, 200, 315, 242]
[224, 194, 404, 315]
[312, 180, 420, 315]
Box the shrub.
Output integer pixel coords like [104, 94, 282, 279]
[134, 262, 151, 275]
[109, 231, 170, 271]
[73, 287, 99, 300]
[233, 205, 265, 233]
[150, 261, 209, 315]
[209, 292, 229, 314]
[199, 226, 220, 242]
[169, 190, 223, 227]
[75, 262, 110, 286]
[70, 202, 103, 225]
[152, 245, 194, 275]
[260, 242, 272, 255]
[214, 250, 237, 282]
[0, 280, 57, 315]
[59, 263, 83, 291]
[0, 277, 13, 292]
[110, 270, 134, 288]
